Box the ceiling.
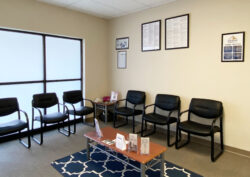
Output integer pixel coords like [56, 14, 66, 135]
[38, 0, 176, 19]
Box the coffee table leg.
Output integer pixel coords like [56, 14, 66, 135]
[86, 138, 90, 160]
[141, 163, 145, 177]
[94, 103, 97, 119]
[160, 153, 164, 177]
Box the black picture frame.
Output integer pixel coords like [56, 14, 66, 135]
[221, 32, 245, 62]
[116, 37, 129, 50]
[165, 14, 189, 50]
[141, 20, 161, 52]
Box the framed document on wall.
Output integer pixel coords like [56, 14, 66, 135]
[141, 20, 161, 52]
[221, 32, 245, 62]
[117, 51, 127, 69]
[165, 14, 189, 50]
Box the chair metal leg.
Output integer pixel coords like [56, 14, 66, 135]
[167, 124, 175, 147]
[132, 116, 135, 133]
[64, 114, 76, 134]
[211, 131, 224, 162]
[93, 111, 96, 127]
[72, 115, 76, 134]
[211, 133, 215, 161]
[176, 131, 190, 149]
[113, 114, 128, 128]
[141, 118, 144, 137]
[81, 112, 95, 128]
[113, 113, 116, 128]
[58, 121, 70, 137]
[32, 122, 43, 145]
[31, 108, 43, 145]
[141, 123, 156, 137]
[19, 128, 31, 149]
[220, 129, 224, 151]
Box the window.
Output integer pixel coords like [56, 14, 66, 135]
[0, 28, 83, 129]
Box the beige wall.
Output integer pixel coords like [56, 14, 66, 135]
[0, 0, 109, 99]
[1, 0, 249, 151]
[108, 0, 250, 151]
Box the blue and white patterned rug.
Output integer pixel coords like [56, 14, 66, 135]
[51, 145, 202, 177]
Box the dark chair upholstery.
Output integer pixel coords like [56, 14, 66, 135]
[32, 93, 70, 145]
[63, 90, 95, 133]
[141, 94, 180, 146]
[113, 90, 146, 133]
[176, 98, 224, 162]
[0, 98, 30, 148]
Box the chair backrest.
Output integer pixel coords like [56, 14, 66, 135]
[126, 90, 145, 105]
[189, 98, 223, 119]
[63, 90, 83, 104]
[0, 97, 19, 117]
[155, 94, 180, 111]
[32, 93, 58, 108]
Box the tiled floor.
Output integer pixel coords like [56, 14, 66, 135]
[0, 122, 249, 177]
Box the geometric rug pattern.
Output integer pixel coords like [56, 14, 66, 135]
[51, 145, 203, 177]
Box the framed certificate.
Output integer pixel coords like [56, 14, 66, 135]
[141, 20, 161, 52]
[165, 14, 189, 50]
[117, 51, 127, 69]
[221, 32, 245, 62]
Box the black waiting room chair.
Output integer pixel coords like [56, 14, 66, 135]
[113, 90, 145, 133]
[176, 98, 224, 162]
[141, 94, 180, 147]
[63, 90, 95, 134]
[0, 98, 31, 148]
[31, 93, 70, 145]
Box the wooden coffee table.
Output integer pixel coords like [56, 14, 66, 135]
[84, 127, 167, 177]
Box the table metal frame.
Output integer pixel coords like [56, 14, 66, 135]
[94, 102, 115, 124]
[86, 138, 165, 177]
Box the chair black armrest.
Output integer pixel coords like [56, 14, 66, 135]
[19, 109, 29, 123]
[64, 102, 76, 113]
[59, 103, 69, 114]
[179, 110, 189, 117]
[33, 107, 43, 121]
[114, 99, 126, 109]
[145, 104, 155, 109]
[143, 104, 155, 115]
[178, 110, 189, 122]
[167, 109, 176, 118]
[210, 116, 221, 133]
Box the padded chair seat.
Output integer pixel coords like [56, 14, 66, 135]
[0, 120, 28, 135]
[143, 113, 177, 125]
[178, 120, 220, 136]
[68, 106, 94, 116]
[115, 107, 143, 116]
[35, 112, 68, 123]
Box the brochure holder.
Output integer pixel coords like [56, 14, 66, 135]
[128, 133, 137, 152]
[115, 133, 126, 151]
[141, 137, 150, 155]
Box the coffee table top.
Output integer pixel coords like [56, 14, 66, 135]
[84, 126, 167, 164]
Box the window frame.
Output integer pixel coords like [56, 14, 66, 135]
[0, 27, 83, 93]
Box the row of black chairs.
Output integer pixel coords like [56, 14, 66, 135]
[0, 90, 95, 148]
[113, 90, 224, 162]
